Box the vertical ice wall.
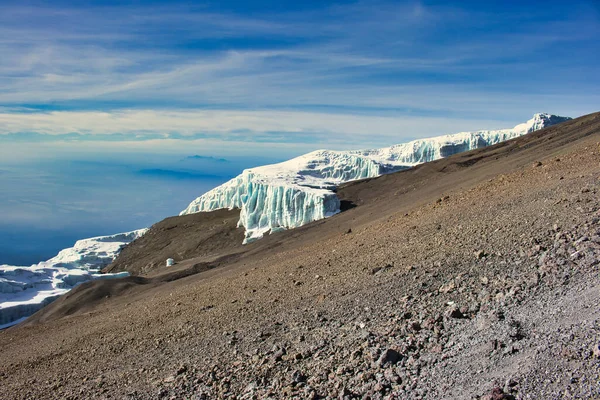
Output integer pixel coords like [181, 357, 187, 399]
[181, 113, 571, 242]
[180, 151, 384, 242]
[238, 183, 340, 242]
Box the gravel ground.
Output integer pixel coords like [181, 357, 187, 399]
[1, 115, 599, 399]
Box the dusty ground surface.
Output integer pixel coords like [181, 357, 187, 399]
[1, 113, 600, 399]
[104, 208, 244, 276]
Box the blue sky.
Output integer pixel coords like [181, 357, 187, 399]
[1, 0, 598, 154]
[0, 0, 599, 265]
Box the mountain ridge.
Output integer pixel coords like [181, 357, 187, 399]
[0, 113, 575, 327]
[2, 112, 599, 399]
[181, 113, 571, 243]
[107, 113, 593, 279]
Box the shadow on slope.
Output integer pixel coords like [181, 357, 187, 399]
[22, 261, 221, 326]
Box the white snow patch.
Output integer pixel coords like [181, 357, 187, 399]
[0, 229, 147, 328]
[181, 113, 571, 242]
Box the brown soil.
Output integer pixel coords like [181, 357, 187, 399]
[1, 112, 599, 399]
[104, 208, 244, 276]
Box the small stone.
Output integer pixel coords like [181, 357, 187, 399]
[377, 348, 402, 367]
[475, 250, 487, 259]
[410, 321, 421, 332]
[350, 349, 363, 360]
[534, 161, 542, 167]
[273, 348, 287, 362]
[592, 343, 600, 358]
[431, 344, 443, 353]
[291, 370, 307, 383]
[439, 281, 456, 293]
[383, 368, 400, 383]
[481, 386, 515, 400]
[504, 377, 519, 392]
[445, 305, 464, 319]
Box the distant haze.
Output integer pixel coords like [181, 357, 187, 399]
[0, 153, 280, 266]
[183, 155, 230, 163]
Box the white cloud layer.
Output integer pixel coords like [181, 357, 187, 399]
[0, 1, 597, 152]
[0, 108, 527, 144]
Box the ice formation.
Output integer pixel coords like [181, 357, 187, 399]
[181, 113, 571, 243]
[0, 229, 147, 328]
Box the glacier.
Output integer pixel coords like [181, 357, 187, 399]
[0, 229, 147, 329]
[181, 113, 571, 242]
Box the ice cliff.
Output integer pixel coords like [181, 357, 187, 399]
[181, 113, 571, 242]
[0, 229, 147, 328]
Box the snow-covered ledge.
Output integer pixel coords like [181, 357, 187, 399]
[181, 113, 571, 243]
[0, 229, 147, 328]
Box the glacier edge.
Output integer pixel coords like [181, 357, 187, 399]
[0, 229, 147, 328]
[181, 113, 572, 242]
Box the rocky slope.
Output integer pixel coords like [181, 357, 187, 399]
[0, 112, 599, 399]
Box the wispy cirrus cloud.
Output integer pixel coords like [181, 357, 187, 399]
[0, 0, 598, 149]
[0, 108, 515, 146]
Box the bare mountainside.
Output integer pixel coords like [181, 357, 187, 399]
[1, 112, 600, 399]
[104, 208, 244, 276]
